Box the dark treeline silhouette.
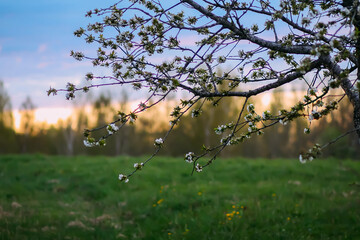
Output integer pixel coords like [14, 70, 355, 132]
[0, 80, 359, 159]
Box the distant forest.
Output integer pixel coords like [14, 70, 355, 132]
[1, 80, 359, 159]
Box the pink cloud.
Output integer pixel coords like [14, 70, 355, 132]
[37, 62, 50, 69]
[37, 44, 48, 53]
[15, 57, 23, 63]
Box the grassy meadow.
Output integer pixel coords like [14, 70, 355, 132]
[0, 154, 359, 239]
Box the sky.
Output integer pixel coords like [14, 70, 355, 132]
[0, 0, 281, 128]
[0, 0, 113, 112]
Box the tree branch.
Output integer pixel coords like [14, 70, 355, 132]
[181, 0, 313, 54]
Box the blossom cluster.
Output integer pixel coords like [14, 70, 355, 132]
[184, 152, 195, 163]
[154, 138, 164, 147]
[83, 137, 106, 147]
[118, 174, 129, 183]
[107, 123, 119, 135]
[134, 162, 144, 170]
[195, 163, 202, 172]
[214, 122, 234, 135]
[299, 144, 322, 164]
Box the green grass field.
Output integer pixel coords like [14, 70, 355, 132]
[0, 155, 359, 239]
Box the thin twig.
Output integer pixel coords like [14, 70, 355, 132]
[321, 127, 360, 149]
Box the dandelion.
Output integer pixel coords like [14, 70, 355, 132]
[195, 163, 202, 172]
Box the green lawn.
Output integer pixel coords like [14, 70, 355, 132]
[0, 154, 359, 239]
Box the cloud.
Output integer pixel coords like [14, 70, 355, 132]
[36, 62, 50, 69]
[37, 44, 48, 53]
[179, 34, 201, 47]
[15, 57, 23, 63]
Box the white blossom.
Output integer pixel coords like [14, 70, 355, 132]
[129, 116, 136, 123]
[299, 155, 306, 164]
[191, 109, 201, 118]
[308, 113, 314, 121]
[215, 125, 226, 135]
[83, 139, 96, 147]
[107, 123, 119, 135]
[195, 163, 202, 172]
[247, 104, 254, 112]
[257, 130, 264, 136]
[119, 174, 129, 182]
[134, 162, 144, 169]
[154, 138, 164, 146]
[244, 113, 252, 121]
[185, 152, 195, 163]
[262, 110, 270, 120]
[304, 127, 310, 134]
[342, 8, 351, 16]
[279, 119, 288, 125]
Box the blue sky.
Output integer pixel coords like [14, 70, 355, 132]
[0, 0, 112, 110]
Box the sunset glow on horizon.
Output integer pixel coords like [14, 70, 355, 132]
[13, 107, 74, 131]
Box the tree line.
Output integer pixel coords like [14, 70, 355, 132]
[0, 80, 358, 159]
